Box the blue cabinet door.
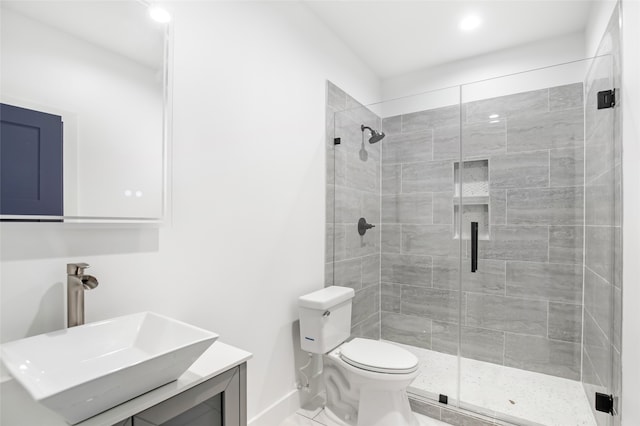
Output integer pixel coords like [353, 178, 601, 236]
[1, 103, 63, 216]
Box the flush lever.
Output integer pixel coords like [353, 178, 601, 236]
[323, 311, 331, 317]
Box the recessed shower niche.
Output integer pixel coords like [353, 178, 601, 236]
[453, 159, 489, 240]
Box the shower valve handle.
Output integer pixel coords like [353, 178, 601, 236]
[358, 218, 375, 236]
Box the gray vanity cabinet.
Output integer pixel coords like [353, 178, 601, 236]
[113, 364, 246, 426]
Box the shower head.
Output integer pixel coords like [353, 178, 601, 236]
[361, 125, 385, 144]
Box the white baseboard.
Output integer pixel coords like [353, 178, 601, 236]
[248, 389, 301, 426]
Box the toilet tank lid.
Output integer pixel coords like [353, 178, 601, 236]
[298, 286, 355, 310]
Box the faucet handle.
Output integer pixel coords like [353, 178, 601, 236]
[67, 262, 90, 275]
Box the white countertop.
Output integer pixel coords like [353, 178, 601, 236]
[0, 341, 252, 426]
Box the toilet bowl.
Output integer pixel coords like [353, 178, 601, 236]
[298, 286, 420, 426]
[323, 338, 419, 426]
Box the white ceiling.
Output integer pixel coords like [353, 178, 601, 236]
[303, 0, 596, 79]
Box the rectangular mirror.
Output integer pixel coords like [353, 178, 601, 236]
[0, 0, 169, 222]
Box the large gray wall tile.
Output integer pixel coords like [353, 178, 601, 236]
[344, 98, 380, 132]
[330, 224, 347, 261]
[333, 148, 347, 186]
[506, 262, 583, 303]
[345, 223, 379, 259]
[465, 88, 548, 123]
[584, 266, 613, 337]
[402, 160, 454, 193]
[459, 326, 506, 365]
[490, 151, 549, 189]
[402, 105, 460, 132]
[550, 147, 584, 187]
[381, 312, 431, 349]
[382, 193, 433, 224]
[585, 226, 615, 280]
[381, 224, 401, 253]
[433, 125, 460, 160]
[409, 399, 442, 421]
[433, 256, 505, 295]
[333, 258, 362, 290]
[401, 286, 460, 323]
[432, 321, 505, 365]
[582, 346, 603, 388]
[507, 108, 584, 152]
[613, 286, 621, 351]
[549, 226, 583, 264]
[381, 253, 432, 286]
[430, 320, 458, 355]
[585, 116, 614, 182]
[548, 302, 582, 343]
[383, 130, 433, 164]
[489, 189, 506, 225]
[402, 225, 459, 257]
[351, 312, 380, 340]
[440, 407, 497, 426]
[549, 83, 583, 111]
[325, 262, 334, 286]
[361, 191, 380, 222]
[586, 168, 615, 226]
[476, 226, 548, 262]
[382, 164, 401, 194]
[466, 294, 547, 336]
[345, 148, 379, 193]
[433, 192, 454, 224]
[504, 333, 581, 380]
[334, 185, 360, 223]
[382, 115, 402, 135]
[361, 255, 380, 288]
[583, 311, 611, 389]
[507, 187, 584, 225]
[352, 284, 379, 326]
[335, 112, 365, 150]
[461, 121, 506, 157]
[382, 283, 401, 313]
[327, 81, 347, 111]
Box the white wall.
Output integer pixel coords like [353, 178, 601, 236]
[621, 1, 640, 424]
[0, 1, 380, 423]
[381, 32, 586, 102]
[586, 0, 619, 57]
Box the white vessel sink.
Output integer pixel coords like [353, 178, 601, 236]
[0, 312, 218, 424]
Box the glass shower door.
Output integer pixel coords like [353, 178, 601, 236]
[374, 86, 463, 404]
[458, 58, 617, 426]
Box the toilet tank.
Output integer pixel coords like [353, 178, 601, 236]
[298, 286, 354, 354]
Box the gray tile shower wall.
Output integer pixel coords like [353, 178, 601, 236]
[326, 81, 381, 339]
[380, 82, 586, 381]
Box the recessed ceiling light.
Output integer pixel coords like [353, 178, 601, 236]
[149, 6, 171, 23]
[459, 15, 482, 32]
[489, 114, 499, 119]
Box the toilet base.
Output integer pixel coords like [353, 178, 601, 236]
[356, 389, 419, 426]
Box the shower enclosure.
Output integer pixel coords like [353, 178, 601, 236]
[326, 49, 621, 425]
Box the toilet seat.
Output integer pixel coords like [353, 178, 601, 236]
[339, 338, 419, 374]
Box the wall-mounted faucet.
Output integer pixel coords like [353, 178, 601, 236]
[67, 263, 99, 327]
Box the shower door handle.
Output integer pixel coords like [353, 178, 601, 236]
[471, 222, 478, 273]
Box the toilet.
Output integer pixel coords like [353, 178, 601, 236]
[298, 286, 419, 426]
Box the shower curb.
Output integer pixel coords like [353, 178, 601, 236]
[409, 396, 517, 426]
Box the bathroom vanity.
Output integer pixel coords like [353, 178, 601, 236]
[0, 342, 251, 426]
